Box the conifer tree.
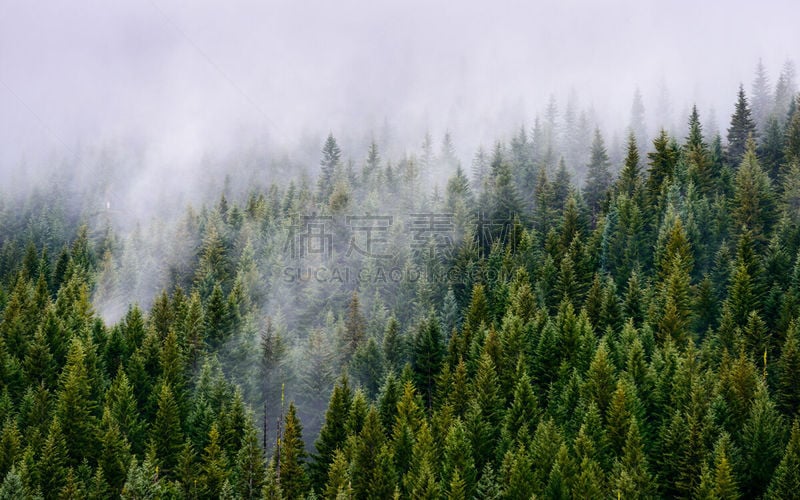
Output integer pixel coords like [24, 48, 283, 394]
[686, 105, 716, 195]
[309, 376, 351, 490]
[280, 402, 307, 499]
[56, 338, 97, 466]
[200, 424, 229, 498]
[777, 320, 800, 416]
[733, 137, 776, 241]
[767, 419, 800, 499]
[727, 85, 757, 166]
[152, 383, 183, 475]
[351, 408, 396, 498]
[98, 407, 132, 493]
[319, 133, 342, 200]
[618, 132, 642, 198]
[39, 418, 68, 496]
[741, 384, 787, 498]
[584, 128, 613, 215]
[645, 134, 679, 218]
[234, 426, 266, 500]
[411, 313, 444, 411]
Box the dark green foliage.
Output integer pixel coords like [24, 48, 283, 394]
[411, 313, 444, 410]
[727, 84, 757, 166]
[584, 128, 613, 215]
[0, 79, 798, 499]
[279, 402, 307, 499]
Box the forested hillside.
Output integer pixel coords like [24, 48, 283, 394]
[2, 63, 800, 499]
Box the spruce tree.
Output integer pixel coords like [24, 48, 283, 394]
[767, 419, 800, 499]
[411, 313, 444, 411]
[200, 424, 229, 498]
[319, 133, 342, 200]
[56, 338, 97, 466]
[151, 383, 183, 476]
[733, 137, 776, 242]
[234, 426, 266, 500]
[727, 84, 757, 166]
[584, 128, 613, 215]
[646, 129, 679, 205]
[279, 402, 307, 499]
[98, 407, 132, 493]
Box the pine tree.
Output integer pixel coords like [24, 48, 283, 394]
[56, 338, 97, 466]
[442, 418, 477, 498]
[234, 426, 266, 500]
[469, 352, 504, 470]
[350, 336, 385, 399]
[351, 408, 396, 499]
[766, 419, 800, 499]
[584, 128, 613, 215]
[618, 132, 642, 198]
[760, 116, 786, 182]
[319, 133, 342, 200]
[474, 463, 502, 500]
[205, 283, 231, 348]
[612, 418, 654, 499]
[733, 137, 775, 241]
[630, 88, 648, 154]
[121, 456, 163, 499]
[785, 96, 800, 166]
[773, 60, 797, 122]
[39, 418, 68, 496]
[0, 466, 28, 499]
[686, 105, 716, 195]
[151, 383, 183, 475]
[583, 340, 616, 419]
[646, 129, 679, 204]
[411, 313, 444, 411]
[0, 419, 20, 480]
[322, 449, 350, 497]
[711, 433, 740, 500]
[98, 407, 132, 493]
[741, 383, 787, 498]
[106, 368, 145, 456]
[280, 402, 307, 499]
[194, 223, 230, 301]
[501, 359, 538, 444]
[341, 291, 366, 363]
[501, 441, 535, 499]
[751, 59, 772, 131]
[200, 423, 229, 498]
[777, 320, 800, 415]
[310, 374, 351, 491]
[727, 84, 757, 166]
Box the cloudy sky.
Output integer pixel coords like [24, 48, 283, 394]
[1, 0, 798, 174]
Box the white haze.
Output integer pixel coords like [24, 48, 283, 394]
[3, 0, 799, 177]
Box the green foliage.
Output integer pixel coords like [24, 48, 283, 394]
[1, 83, 799, 498]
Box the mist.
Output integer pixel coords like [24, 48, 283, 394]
[5, 1, 800, 496]
[3, 0, 798, 184]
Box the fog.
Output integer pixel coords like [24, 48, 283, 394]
[3, 0, 798, 186]
[3, 0, 800, 459]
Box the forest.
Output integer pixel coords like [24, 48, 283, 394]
[1, 60, 800, 499]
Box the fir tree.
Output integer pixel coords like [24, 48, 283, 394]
[200, 424, 229, 498]
[151, 383, 183, 476]
[411, 313, 444, 411]
[727, 84, 757, 166]
[319, 133, 342, 200]
[584, 128, 613, 215]
[279, 402, 308, 499]
[766, 419, 800, 499]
